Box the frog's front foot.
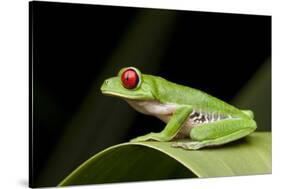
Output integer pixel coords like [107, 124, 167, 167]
[130, 133, 155, 142]
[171, 141, 204, 150]
[130, 132, 169, 142]
[130, 136, 150, 142]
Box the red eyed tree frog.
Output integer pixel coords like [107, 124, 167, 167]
[100, 67, 257, 150]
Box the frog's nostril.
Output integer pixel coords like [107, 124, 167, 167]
[105, 80, 109, 85]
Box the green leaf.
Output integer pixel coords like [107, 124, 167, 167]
[59, 132, 271, 186]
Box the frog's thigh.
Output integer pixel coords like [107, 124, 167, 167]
[190, 118, 256, 142]
[172, 119, 256, 150]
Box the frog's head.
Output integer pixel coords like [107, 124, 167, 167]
[101, 67, 155, 100]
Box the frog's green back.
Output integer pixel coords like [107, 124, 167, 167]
[144, 74, 246, 117]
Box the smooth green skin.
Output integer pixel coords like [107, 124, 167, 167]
[101, 67, 257, 150]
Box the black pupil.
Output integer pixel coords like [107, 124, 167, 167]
[126, 74, 129, 81]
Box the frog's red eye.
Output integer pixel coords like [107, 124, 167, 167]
[121, 68, 139, 89]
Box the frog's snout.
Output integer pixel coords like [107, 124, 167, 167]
[104, 79, 110, 85]
[101, 79, 108, 90]
[101, 79, 112, 92]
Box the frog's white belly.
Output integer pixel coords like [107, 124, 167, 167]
[126, 100, 178, 116]
[126, 100, 194, 138]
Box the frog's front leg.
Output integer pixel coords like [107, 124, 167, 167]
[172, 118, 257, 150]
[130, 106, 193, 142]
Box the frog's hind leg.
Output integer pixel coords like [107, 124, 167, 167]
[172, 118, 256, 150]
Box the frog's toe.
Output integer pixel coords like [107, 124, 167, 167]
[130, 136, 147, 142]
[130, 138, 139, 142]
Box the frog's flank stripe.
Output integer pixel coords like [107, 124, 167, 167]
[189, 110, 232, 126]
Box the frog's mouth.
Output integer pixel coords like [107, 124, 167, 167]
[101, 90, 151, 100]
[101, 90, 131, 99]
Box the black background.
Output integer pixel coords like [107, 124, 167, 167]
[30, 1, 271, 187]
